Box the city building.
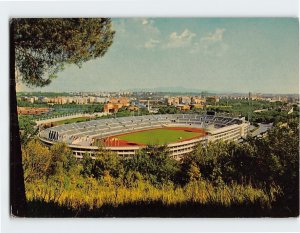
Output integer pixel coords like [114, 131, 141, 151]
[206, 96, 220, 103]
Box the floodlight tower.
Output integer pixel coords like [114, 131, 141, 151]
[248, 92, 252, 122]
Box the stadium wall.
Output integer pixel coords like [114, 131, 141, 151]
[38, 114, 250, 159]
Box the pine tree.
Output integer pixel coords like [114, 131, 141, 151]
[10, 18, 114, 216]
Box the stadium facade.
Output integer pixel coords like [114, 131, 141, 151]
[39, 114, 250, 160]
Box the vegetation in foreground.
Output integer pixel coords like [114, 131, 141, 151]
[11, 18, 115, 216]
[21, 119, 299, 217]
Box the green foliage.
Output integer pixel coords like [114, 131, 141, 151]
[180, 120, 299, 214]
[12, 17, 114, 217]
[17, 92, 72, 97]
[94, 105, 103, 113]
[17, 100, 49, 107]
[158, 106, 180, 114]
[187, 161, 201, 182]
[124, 146, 180, 186]
[80, 153, 94, 178]
[18, 115, 38, 144]
[54, 117, 93, 125]
[92, 150, 124, 180]
[115, 110, 132, 117]
[47, 143, 76, 177]
[22, 120, 299, 216]
[13, 18, 115, 87]
[206, 99, 299, 123]
[22, 139, 51, 182]
[251, 109, 298, 124]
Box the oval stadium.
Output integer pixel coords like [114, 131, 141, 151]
[39, 114, 250, 160]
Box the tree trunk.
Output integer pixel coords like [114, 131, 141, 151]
[10, 20, 27, 217]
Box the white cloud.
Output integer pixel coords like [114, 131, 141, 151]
[113, 20, 227, 56]
[165, 29, 196, 48]
[142, 18, 149, 25]
[142, 19, 160, 35]
[144, 38, 160, 48]
[201, 28, 226, 43]
[190, 28, 228, 56]
[113, 18, 161, 49]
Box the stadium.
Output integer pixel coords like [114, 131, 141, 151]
[39, 114, 250, 160]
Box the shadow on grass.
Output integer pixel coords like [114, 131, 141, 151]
[26, 199, 299, 218]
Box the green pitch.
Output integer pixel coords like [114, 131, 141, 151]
[116, 128, 201, 145]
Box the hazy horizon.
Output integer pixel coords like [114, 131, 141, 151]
[17, 18, 299, 94]
[16, 88, 299, 96]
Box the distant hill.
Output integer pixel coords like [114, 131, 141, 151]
[130, 86, 217, 94]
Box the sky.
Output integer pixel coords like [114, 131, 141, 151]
[18, 18, 299, 94]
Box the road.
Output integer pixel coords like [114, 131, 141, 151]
[251, 123, 273, 137]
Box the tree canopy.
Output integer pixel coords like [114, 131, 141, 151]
[10, 18, 115, 216]
[12, 18, 115, 87]
[21, 120, 299, 217]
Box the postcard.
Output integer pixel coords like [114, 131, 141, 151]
[10, 17, 299, 218]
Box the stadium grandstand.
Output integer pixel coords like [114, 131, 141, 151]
[39, 114, 250, 160]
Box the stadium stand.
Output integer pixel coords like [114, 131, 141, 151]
[39, 114, 250, 159]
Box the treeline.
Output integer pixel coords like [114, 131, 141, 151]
[251, 109, 299, 125]
[17, 92, 72, 97]
[207, 99, 297, 123]
[17, 100, 50, 108]
[54, 104, 104, 113]
[22, 120, 299, 217]
[158, 106, 204, 115]
[17, 102, 104, 113]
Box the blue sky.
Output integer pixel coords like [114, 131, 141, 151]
[18, 18, 299, 94]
